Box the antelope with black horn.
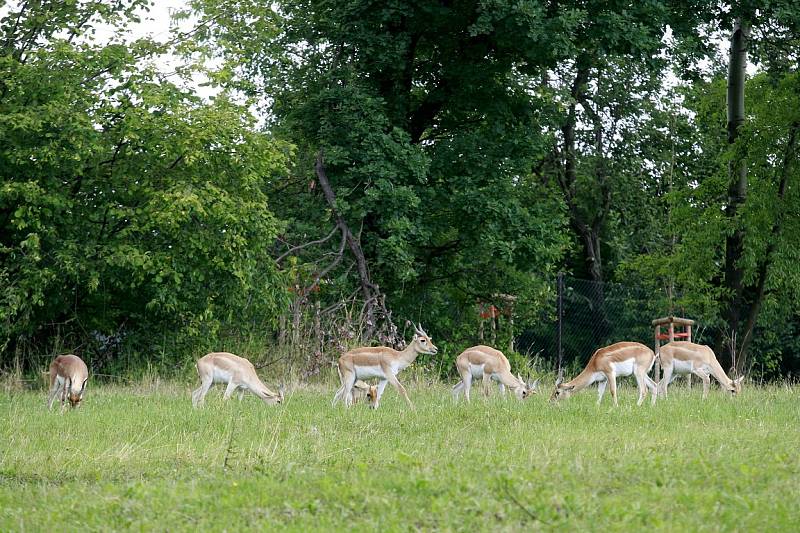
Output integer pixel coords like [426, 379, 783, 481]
[332, 322, 438, 410]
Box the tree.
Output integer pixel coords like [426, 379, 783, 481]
[188, 0, 574, 347]
[0, 1, 290, 368]
[619, 1, 800, 376]
[714, 2, 800, 373]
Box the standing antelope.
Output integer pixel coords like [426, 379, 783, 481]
[452, 345, 539, 402]
[657, 341, 744, 398]
[332, 323, 438, 410]
[192, 352, 283, 407]
[550, 342, 658, 406]
[47, 354, 89, 410]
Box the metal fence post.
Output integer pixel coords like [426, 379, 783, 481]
[557, 272, 564, 381]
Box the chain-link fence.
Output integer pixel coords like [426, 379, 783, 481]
[515, 274, 695, 376]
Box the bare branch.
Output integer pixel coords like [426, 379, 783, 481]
[276, 225, 340, 264]
[304, 227, 347, 295]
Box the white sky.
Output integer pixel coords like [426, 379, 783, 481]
[1, 1, 219, 99]
[119, 1, 221, 101]
[95, 1, 188, 42]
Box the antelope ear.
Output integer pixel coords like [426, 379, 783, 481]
[354, 380, 369, 391]
[734, 376, 745, 385]
[517, 373, 524, 384]
[561, 384, 575, 391]
[278, 384, 286, 401]
[529, 379, 540, 391]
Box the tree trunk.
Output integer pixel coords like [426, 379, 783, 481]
[557, 57, 609, 284]
[735, 121, 798, 374]
[314, 152, 380, 336]
[556, 58, 611, 344]
[581, 230, 603, 283]
[717, 17, 750, 370]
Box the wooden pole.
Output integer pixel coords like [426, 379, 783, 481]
[314, 301, 322, 352]
[654, 324, 661, 383]
[686, 323, 692, 389]
[508, 312, 514, 353]
[557, 273, 564, 381]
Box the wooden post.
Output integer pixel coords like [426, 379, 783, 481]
[654, 324, 661, 382]
[686, 323, 692, 389]
[278, 314, 287, 346]
[508, 313, 514, 353]
[652, 317, 696, 391]
[314, 301, 322, 352]
[557, 273, 564, 381]
[291, 299, 301, 348]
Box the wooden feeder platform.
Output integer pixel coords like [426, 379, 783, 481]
[652, 316, 695, 382]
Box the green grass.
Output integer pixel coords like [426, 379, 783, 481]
[1, 380, 799, 531]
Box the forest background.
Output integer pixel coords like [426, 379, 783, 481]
[2, 0, 799, 383]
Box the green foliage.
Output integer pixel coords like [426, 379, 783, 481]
[2, 0, 800, 379]
[621, 66, 800, 373]
[0, 2, 291, 367]
[189, 0, 573, 346]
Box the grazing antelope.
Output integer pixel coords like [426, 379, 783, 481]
[332, 323, 438, 410]
[550, 341, 658, 406]
[191, 352, 283, 407]
[352, 380, 379, 408]
[657, 341, 744, 398]
[452, 345, 539, 402]
[47, 354, 89, 410]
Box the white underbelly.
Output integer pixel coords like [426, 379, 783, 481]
[356, 365, 388, 379]
[592, 372, 606, 383]
[469, 364, 486, 379]
[672, 359, 694, 374]
[610, 359, 635, 377]
[212, 368, 234, 384]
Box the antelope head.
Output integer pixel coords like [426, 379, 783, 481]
[67, 377, 88, 408]
[411, 323, 438, 355]
[729, 376, 745, 395]
[549, 376, 574, 403]
[261, 385, 283, 405]
[515, 374, 540, 400]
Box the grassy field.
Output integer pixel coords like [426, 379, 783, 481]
[1, 379, 798, 531]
